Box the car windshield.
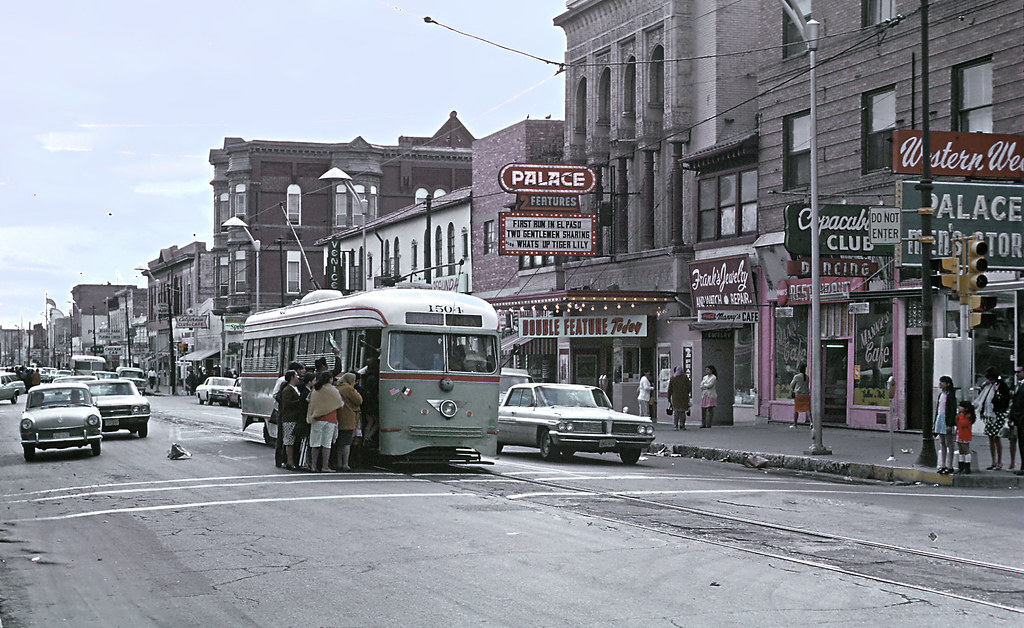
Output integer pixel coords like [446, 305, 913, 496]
[87, 382, 137, 397]
[27, 387, 93, 408]
[205, 377, 234, 387]
[535, 386, 613, 409]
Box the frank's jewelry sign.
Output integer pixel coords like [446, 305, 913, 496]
[518, 315, 647, 338]
[688, 255, 756, 310]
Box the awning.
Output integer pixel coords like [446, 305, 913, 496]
[180, 348, 220, 362]
[500, 336, 557, 356]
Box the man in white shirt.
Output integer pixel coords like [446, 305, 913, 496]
[637, 371, 654, 418]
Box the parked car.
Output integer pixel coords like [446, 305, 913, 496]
[116, 367, 148, 394]
[499, 368, 532, 403]
[1, 371, 27, 404]
[54, 369, 74, 379]
[53, 375, 98, 384]
[196, 376, 236, 405]
[20, 383, 103, 461]
[85, 379, 150, 437]
[94, 371, 119, 380]
[38, 367, 57, 383]
[224, 378, 242, 408]
[498, 383, 655, 465]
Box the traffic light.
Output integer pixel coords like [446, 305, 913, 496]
[931, 256, 960, 294]
[963, 236, 989, 293]
[968, 295, 998, 329]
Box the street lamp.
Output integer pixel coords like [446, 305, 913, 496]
[223, 216, 261, 312]
[320, 168, 368, 291]
[780, 1, 830, 455]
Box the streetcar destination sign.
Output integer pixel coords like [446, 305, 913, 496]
[499, 211, 596, 256]
[498, 163, 596, 195]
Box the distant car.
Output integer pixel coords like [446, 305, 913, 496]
[499, 368, 532, 403]
[94, 371, 119, 380]
[85, 379, 150, 438]
[20, 383, 103, 461]
[38, 367, 57, 383]
[53, 375, 98, 384]
[498, 383, 655, 465]
[1, 372, 27, 404]
[196, 377, 236, 406]
[224, 378, 242, 408]
[116, 367, 148, 394]
[54, 369, 74, 379]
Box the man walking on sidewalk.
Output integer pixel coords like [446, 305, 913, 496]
[667, 366, 691, 430]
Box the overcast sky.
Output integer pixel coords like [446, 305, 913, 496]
[0, 0, 567, 330]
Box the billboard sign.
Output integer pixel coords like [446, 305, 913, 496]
[688, 255, 756, 311]
[499, 211, 596, 256]
[175, 314, 210, 329]
[518, 315, 647, 338]
[897, 180, 1024, 268]
[498, 163, 596, 195]
[891, 130, 1024, 181]
[784, 203, 895, 256]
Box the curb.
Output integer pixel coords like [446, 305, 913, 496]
[662, 443, 1021, 489]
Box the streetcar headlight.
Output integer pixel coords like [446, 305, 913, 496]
[439, 399, 458, 418]
[20, 418, 33, 431]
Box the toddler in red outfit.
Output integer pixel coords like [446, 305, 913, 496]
[955, 400, 976, 474]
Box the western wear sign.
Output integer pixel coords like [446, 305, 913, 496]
[891, 130, 1024, 181]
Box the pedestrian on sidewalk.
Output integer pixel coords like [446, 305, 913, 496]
[976, 366, 1009, 470]
[955, 399, 976, 474]
[933, 375, 957, 474]
[699, 365, 718, 428]
[790, 362, 810, 428]
[667, 366, 691, 430]
[637, 371, 654, 419]
[1009, 364, 1024, 475]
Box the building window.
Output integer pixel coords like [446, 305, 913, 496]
[954, 59, 992, 133]
[598, 68, 611, 124]
[433, 188, 447, 198]
[623, 57, 636, 116]
[461, 227, 469, 261]
[383, 240, 391, 277]
[393, 237, 400, 276]
[519, 255, 553, 270]
[863, 87, 895, 172]
[574, 77, 587, 134]
[286, 184, 301, 225]
[649, 46, 664, 105]
[286, 251, 301, 294]
[368, 185, 378, 220]
[483, 220, 495, 255]
[863, 0, 895, 26]
[218, 193, 230, 230]
[447, 223, 456, 276]
[334, 185, 351, 227]
[783, 0, 812, 58]
[233, 250, 247, 293]
[218, 256, 229, 297]
[697, 169, 757, 241]
[367, 252, 374, 281]
[233, 184, 247, 217]
[411, 241, 418, 272]
[784, 111, 811, 189]
[435, 226, 443, 275]
[415, 188, 429, 204]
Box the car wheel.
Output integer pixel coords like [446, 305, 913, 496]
[91, 440, 102, 456]
[137, 423, 148, 438]
[11, 391, 19, 404]
[197, 394, 204, 405]
[496, 442, 504, 455]
[263, 422, 276, 447]
[619, 448, 641, 465]
[221, 399, 228, 407]
[538, 429, 561, 462]
[23, 444, 35, 461]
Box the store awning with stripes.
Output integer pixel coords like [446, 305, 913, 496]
[500, 336, 556, 356]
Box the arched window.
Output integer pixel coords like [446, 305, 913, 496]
[286, 184, 301, 224]
[447, 223, 456, 275]
[218, 193, 230, 229]
[598, 68, 611, 123]
[368, 185, 378, 220]
[415, 187, 429, 204]
[649, 46, 664, 105]
[334, 184, 352, 227]
[393, 237, 401, 276]
[624, 57, 637, 115]
[433, 188, 447, 198]
[461, 227, 469, 260]
[574, 77, 587, 133]
[233, 183, 247, 217]
[383, 240, 391, 277]
[411, 240, 419, 272]
[434, 226, 443, 276]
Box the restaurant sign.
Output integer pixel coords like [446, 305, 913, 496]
[175, 314, 210, 329]
[688, 255, 756, 311]
[891, 130, 1024, 181]
[518, 315, 647, 338]
[784, 204, 895, 256]
[777, 278, 866, 306]
[897, 180, 1024, 269]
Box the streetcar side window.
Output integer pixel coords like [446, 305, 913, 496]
[446, 334, 498, 374]
[388, 332, 444, 371]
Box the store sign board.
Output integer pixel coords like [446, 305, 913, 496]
[785, 258, 878, 278]
[103, 345, 121, 356]
[897, 180, 1024, 268]
[778, 277, 865, 306]
[326, 239, 344, 291]
[688, 255, 756, 310]
[499, 211, 596, 256]
[515, 193, 581, 212]
[498, 163, 596, 195]
[175, 314, 209, 329]
[784, 204, 895, 256]
[696, 310, 760, 324]
[891, 130, 1024, 180]
[430, 273, 468, 293]
[518, 315, 646, 338]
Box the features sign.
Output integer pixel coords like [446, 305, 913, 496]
[688, 255, 756, 310]
[778, 278, 865, 306]
[892, 130, 1024, 181]
[175, 314, 210, 329]
[869, 207, 901, 245]
[515, 193, 580, 211]
[897, 180, 1024, 268]
[499, 163, 597, 195]
[784, 204, 895, 256]
[499, 211, 596, 256]
[519, 315, 647, 338]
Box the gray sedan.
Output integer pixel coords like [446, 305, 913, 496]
[498, 383, 655, 464]
[20, 383, 103, 461]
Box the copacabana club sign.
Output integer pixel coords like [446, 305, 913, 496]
[897, 180, 1024, 269]
[518, 315, 646, 338]
[784, 204, 896, 256]
[688, 255, 755, 310]
[892, 130, 1024, 181]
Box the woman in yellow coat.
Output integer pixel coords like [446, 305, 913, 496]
[334, 372, 363, 471]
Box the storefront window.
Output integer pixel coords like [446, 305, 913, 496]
[774, 306, 808, 398]
[852, 302, 893, 406]
[734, 325, 755, 405]
[614, 346, 640, 383]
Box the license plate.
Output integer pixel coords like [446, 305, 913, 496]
[599, 439, 616, 448]
[53, 431, 70, 440]
[106, 419, 119, 428]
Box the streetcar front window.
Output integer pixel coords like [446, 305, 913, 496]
[388, 332, 444, 371]
[447, 334, 497, 374]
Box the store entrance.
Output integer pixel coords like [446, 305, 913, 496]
[905, 336, 923, 430]
[822, 342, 848, 423]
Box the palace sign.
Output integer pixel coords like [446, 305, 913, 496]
[498, 163, 596, 195]
[892, 130, 1024, 181]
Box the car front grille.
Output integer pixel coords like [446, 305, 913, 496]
[570, 420, 605, 433]
[612, 421, 645, 435]
[38, 428, 85, 440]
[100, 405, 133, 417]
[408, 425, 485, 438]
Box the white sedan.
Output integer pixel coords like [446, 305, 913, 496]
[196, 377, 236, 406]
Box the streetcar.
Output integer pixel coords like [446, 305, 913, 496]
[240, 288, 500, 464]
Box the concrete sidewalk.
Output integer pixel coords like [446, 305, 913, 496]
[648, 417, 1022, 489]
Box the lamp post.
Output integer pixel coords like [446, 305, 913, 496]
[223, 216, 261, 312]
[780, 1, 829, 455]
[320, 168, 368, 291]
